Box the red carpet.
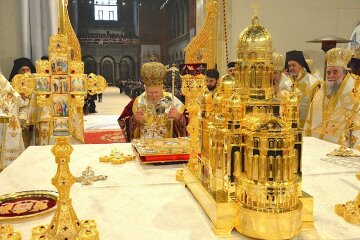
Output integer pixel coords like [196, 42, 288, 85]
[84, 129, 126, 144]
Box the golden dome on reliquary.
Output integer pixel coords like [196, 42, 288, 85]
[237, 15, 272, 61]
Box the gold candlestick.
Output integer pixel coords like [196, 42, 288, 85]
[335, 172, 360, 224]
[181, 74, 205, 169]
[31, 137, 99, 240]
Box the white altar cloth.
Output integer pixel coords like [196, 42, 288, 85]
[0, 137, 359, 239]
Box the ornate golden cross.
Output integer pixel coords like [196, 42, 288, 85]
[252, 0, 259, 15]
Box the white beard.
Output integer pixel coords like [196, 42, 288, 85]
[326, 80, 342, 97]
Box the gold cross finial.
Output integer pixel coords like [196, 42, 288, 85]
[167, 63, 179, 73]
[252, 0, 259, 15]
[150, 55, 158, 62]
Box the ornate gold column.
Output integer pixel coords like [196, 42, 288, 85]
[181, 74, 205, 169]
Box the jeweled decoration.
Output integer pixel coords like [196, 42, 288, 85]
[0, 225, 22, 240]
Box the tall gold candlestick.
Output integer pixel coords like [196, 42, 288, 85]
[31, 137, 99, 240]
[180, 74, 205, 169]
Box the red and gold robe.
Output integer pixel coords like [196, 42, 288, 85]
[118, 92, 188, 142]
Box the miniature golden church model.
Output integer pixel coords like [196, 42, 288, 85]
[181, 14, 307, 239]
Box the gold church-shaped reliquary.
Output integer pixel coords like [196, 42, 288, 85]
[180, 13, 311, 239]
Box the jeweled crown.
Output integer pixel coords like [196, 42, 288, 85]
[326, 48, 352, 68]
[141, 61, 167, 87]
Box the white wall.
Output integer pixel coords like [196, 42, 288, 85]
[0, 0, 22, 79]
[196, 0, 360, 77]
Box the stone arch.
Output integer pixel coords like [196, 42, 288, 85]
[100, 56, 115, 85]
[82, 55, 96, 75]
[120, 56, 135, 80]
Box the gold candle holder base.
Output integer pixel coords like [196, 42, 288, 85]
[31, 220, 99, 240]
[327, 132, 360, 157]
[235, 204, 302, 239]
[335, 172, 360, 225]
[31, 137, 99, 240]
[327, 146, 360, 157]
[0, 225, 22, 240]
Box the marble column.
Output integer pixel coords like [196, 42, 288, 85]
[115, 62, 120, 82]
[20, 0, 31, 58]
[96, 61, 101, 75]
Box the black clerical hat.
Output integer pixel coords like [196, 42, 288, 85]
[9, 57, 36, 81]
[227, 61, 235, 68]
[285, 50, 311, 73]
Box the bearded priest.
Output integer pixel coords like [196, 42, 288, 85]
[304, 48, 360, 148]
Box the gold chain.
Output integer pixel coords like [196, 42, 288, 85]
[222, 0, 229, 64]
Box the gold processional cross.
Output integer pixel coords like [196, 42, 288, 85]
[2, 1, 106, 239]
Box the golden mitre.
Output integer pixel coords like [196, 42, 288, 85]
[141, 61, 167, 87]
[272, 52, 285, 71]
[326, 47, 352, 68]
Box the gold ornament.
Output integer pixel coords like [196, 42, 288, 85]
[335, 172, 360, 224]
[180, 10, 309, 239]
[36, 93, 51, 107]
[327, 132, 360, 157]
[31, 137, 99, 240]
[59, 0, 82, 61]
[71, 93, 86, 107]
[272, 52, 285, 71]
[87, 73, 107, 95]
[180, 74, 205, 171]
[351, 74, 360, 102]
[326, 47, 352, 69]
[11, 73, 36, 97]
[221, 0, 229, 64]
[35, 60, 51, 74]
[0, 225, 22, 240]
[236, 15, 274, 100]
[185, 0, 217, 68]
[237, 16, 272, 61]
[99, 148, 135, 164]
[69, 61, 84, 74]
[48, 34, 71, 57]
[141, 61, 167, 87]
[75, 166, 107, 185]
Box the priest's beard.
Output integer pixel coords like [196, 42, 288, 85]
[207, 85, 216, 91]
[326, 80, 342, 97]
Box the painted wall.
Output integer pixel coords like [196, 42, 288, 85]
[196, 0, 360, 76]
[0, 0, 22, 79]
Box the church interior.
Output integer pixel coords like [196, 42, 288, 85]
[0, 0, 360, 239]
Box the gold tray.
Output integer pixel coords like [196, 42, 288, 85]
[132, 137, 189, 156]
[0, 190, 58, 220]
